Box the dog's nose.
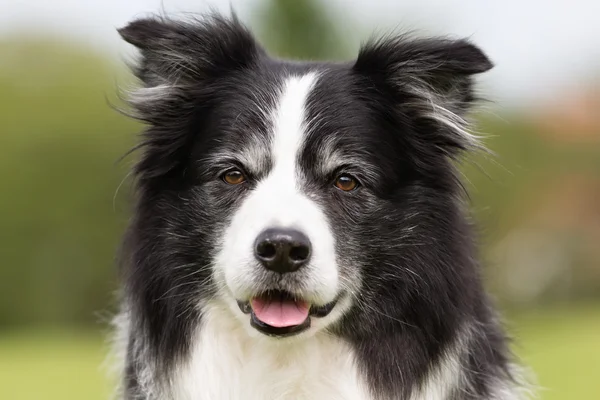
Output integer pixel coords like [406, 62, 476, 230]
[254, 228, 311, 273]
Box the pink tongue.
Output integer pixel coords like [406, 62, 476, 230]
[251, 297, 310, 328]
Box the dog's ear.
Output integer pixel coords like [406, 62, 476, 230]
[353, 35, 493, 152]
[117, 15, 263, 182]
[118, 14, 261, 86]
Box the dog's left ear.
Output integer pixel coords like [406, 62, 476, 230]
[353, 36, 493, 151]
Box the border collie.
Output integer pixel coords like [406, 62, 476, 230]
[114, 12, 529, 400]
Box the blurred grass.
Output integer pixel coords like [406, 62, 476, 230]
[508, 304, 600, 399]
[0, 330, 112, 400]
[1, 306, 599, 400]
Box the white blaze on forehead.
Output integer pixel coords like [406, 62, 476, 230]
[216, 72, 340, 307]
[258, 72, 319, 228]
[269, 73, 317, 191]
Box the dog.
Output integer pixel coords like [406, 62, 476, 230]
[113, 12, 529, 400]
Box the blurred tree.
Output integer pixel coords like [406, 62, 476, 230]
[254, 0, 351, 60]
[0, 39, 136, 328]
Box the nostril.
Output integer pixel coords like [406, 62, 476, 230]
[289, 244, 310, 262]
[254, 228, 312, 273]
[256, 241, 277, 260]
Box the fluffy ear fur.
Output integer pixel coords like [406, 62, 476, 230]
[118, 14, 262, 181]
[353, 36, 493, 153]
[118, 14, 261, 86]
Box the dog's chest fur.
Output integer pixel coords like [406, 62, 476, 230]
[170, 303, 370, 400]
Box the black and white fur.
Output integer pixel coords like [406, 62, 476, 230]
[114, 13, 529, 400]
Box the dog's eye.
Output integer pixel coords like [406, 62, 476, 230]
[222, 169, 246, 185]
[334, 174, 359, 192]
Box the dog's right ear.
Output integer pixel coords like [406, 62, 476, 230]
[118, 14, 262, 87]
[117, 15, 263, 182]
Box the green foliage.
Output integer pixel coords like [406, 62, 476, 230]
[0, 39, 137, 327]
[464, 113, 600, 242]
[254, 0, 352, 60]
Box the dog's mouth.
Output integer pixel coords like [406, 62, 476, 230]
[236, 290, 338, 337]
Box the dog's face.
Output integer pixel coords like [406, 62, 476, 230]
[212, 74, 348, 325]
[193, 72, 354, 337]
[119, 16, 491, 341]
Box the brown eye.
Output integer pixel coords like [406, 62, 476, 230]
[222, 169, 246, 185]
[334, 174, 358, 192]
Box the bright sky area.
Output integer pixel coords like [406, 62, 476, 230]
[2, 0, 599, 108]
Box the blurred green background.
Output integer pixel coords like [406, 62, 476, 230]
[1, 0, 599, 399]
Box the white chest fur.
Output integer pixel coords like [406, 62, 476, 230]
[115, 305, 520, 400]
[169, 302, 371, 400]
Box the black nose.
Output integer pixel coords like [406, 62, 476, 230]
[254, 228, 311, 273]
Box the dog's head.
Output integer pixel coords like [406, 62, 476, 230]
[119, 15, 492, 342]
